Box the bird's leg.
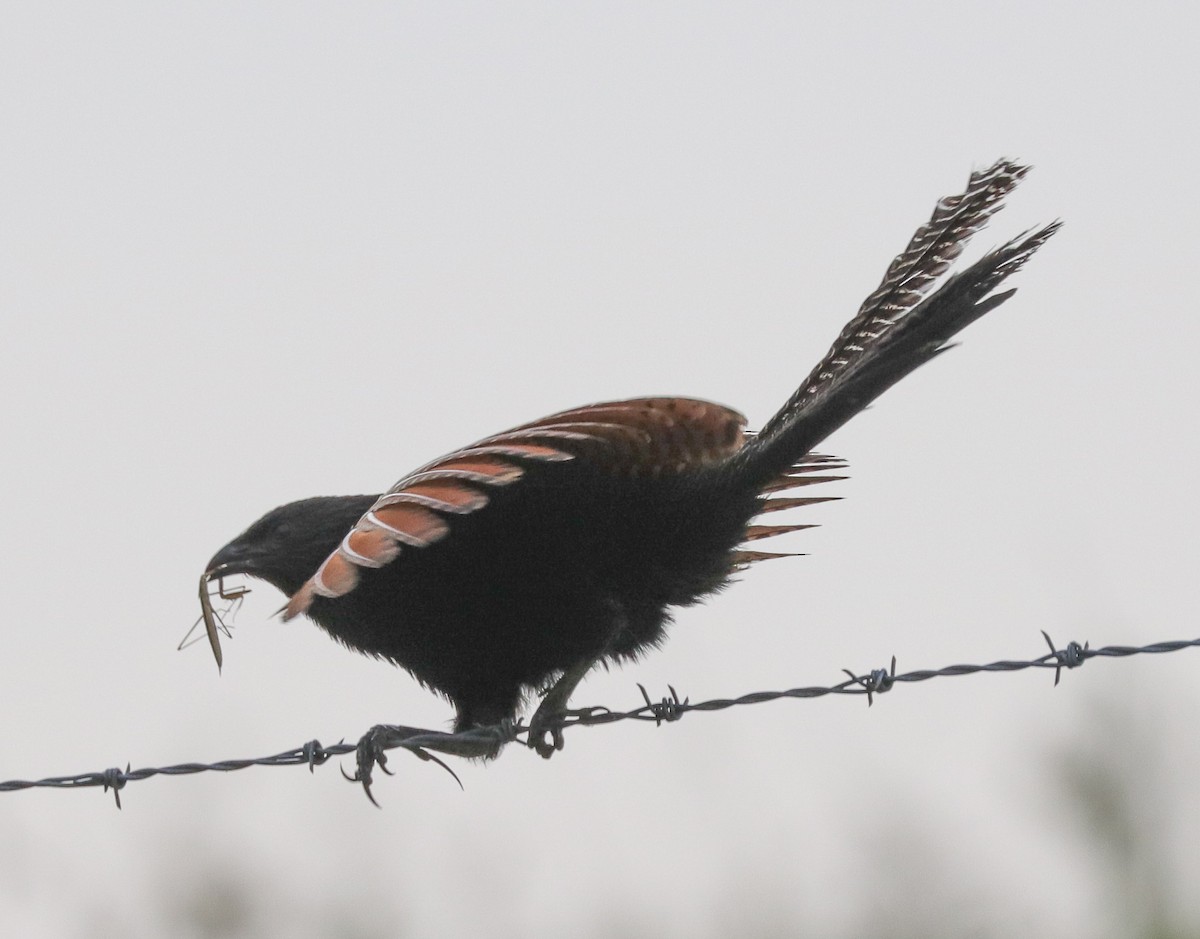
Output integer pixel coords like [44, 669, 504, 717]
[526, 655, 601, 759]
[527, 601, 627, 759]
[349, 721, 516, 805]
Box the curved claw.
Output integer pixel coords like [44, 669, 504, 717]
[339, 759, 380, 809]
[345, 725, 396, 807]
[406, 748, 464, 790]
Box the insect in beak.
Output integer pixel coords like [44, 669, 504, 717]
[182, 572, 251, 671]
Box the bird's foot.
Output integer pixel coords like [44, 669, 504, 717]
[526, 706, 565, 759]
[345, 722, 515, 805]
[525, 704, 609, 759]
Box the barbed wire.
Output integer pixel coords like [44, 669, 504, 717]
[3, 630, 1198, 807]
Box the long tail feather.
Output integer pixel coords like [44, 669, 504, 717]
[737, 160, 1059, 485]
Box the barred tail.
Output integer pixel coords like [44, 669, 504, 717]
[734, 159, 1060, 486]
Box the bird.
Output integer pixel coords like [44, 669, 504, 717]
[201, 159, 1058, 766]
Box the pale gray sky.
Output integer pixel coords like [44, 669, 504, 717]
[2, 3, 1199, 937]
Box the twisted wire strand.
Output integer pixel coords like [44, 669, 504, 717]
[3, 631, 1197, 806]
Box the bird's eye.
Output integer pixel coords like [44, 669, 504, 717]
[274, 521, 293, 540]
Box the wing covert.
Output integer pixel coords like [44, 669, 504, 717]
[282, 397, 748, 619]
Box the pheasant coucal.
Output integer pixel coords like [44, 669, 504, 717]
[201, 159, 1058, 762]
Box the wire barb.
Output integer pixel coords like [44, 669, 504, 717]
[637, 683, 688, 725]
[2, 631, 1198, 804]
[1041, 629, 1090, 686]
[301, 740, 332, 772]
[101, 765, 128, 809]
[842, 656, 897, 706]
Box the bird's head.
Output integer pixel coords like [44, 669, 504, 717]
[199, 494, 377, 669]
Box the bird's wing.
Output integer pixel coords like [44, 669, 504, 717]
[282, 397, 748, 619]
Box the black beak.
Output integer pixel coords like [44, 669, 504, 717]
[204, 540, 254, 579]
